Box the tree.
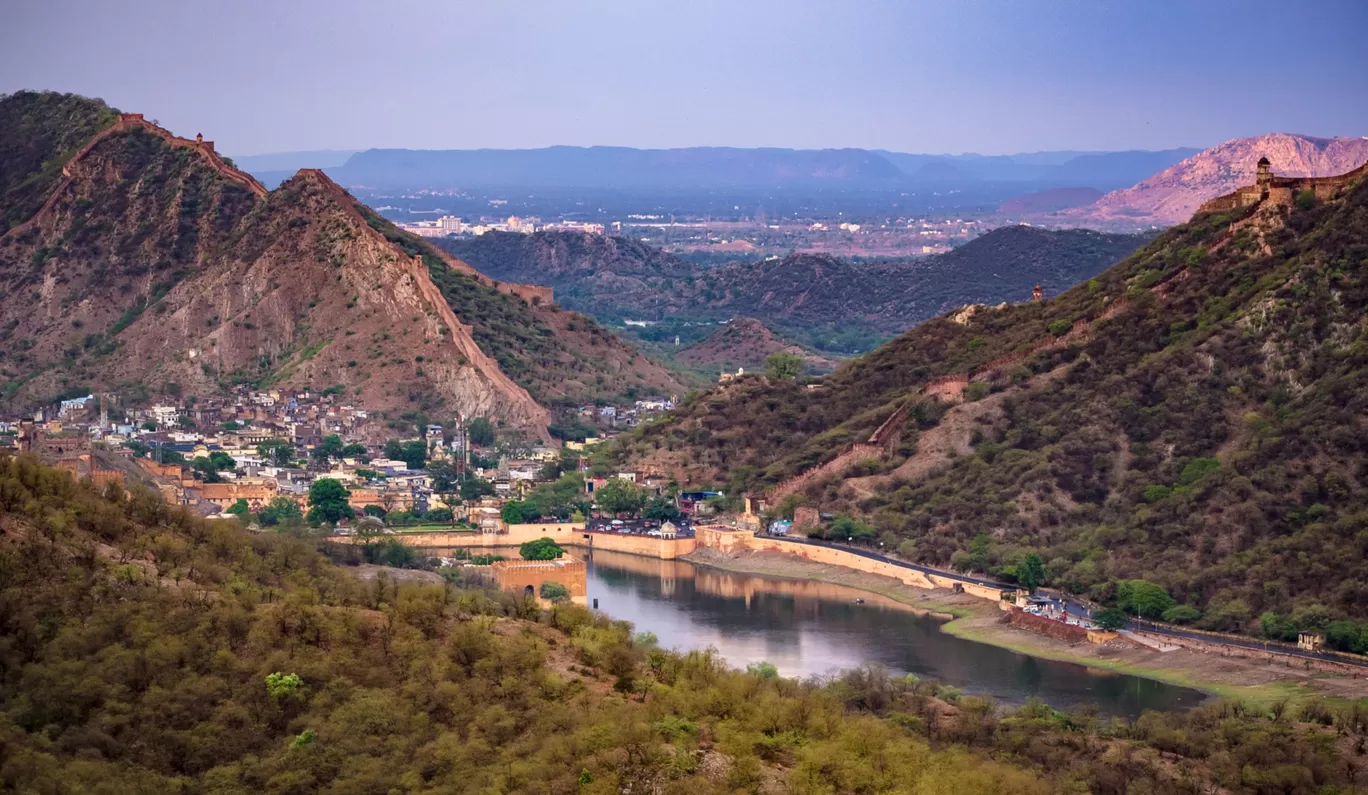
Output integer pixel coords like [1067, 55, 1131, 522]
[460, 477, 496, 502]
[225, 498, 250, 519]
[428, 460, 459, 493]
[829, 515, 875, 542]
[764, 351, 804, 380]
[1093, 608, 1129, 631]
[1116, 580, 1176, 619]
[258, 438, 294, 467]
[502, 501, 529, 525]
[265, 672, 303, 701]
[1162, 605, 1202, 625]
[520, 537, 564, 561]
[258, 496, 303, 527]
[1016, 552, 1045, 592]
[306, 478, 354, 525]
[539, 582, 571, 603]
[340, 442, 368, 459]
[383, 439, 427, 470]
[642, 496, 682, 522]
[468, 417, 496, 447]
[319, 434, 345, 460]
[595, 478, 646, 517]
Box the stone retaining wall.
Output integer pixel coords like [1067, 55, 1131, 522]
[1130, 631, 1366, 676]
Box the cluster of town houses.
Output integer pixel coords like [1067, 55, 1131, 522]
[2, 386, 685, 527]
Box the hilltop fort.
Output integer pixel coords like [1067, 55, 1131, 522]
[1198, 156, 1368, 214]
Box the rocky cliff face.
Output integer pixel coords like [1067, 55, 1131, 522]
[1074, 133, 1368, 225]
[0, 94, 687, 435]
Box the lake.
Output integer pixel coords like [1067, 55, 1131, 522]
[579, 549, 1206, 719]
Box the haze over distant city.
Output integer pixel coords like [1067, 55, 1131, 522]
[3, 0, 1367, 156]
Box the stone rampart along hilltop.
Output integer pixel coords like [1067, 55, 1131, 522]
[1198, 156, 1368, 215]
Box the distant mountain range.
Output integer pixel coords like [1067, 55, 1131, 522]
[440, 226, 1149, 354]
[239, 145, 1200, 192]
[1064, 133, 1368, 226]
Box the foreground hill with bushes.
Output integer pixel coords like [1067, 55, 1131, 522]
[618, 162, 1368, 644]
[2, 456, 1366, 793]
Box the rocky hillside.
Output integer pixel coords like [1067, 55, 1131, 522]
[1072, 133, 1368, 226]
[0, 91, 680, 433]
[618, 162, 1368, 639]
[443, 226, 1149, 353]
[675, 317, 839, 374]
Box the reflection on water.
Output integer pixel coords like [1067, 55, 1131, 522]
[581, 549, 1206, 719]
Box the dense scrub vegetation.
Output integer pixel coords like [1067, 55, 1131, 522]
[621, 175, 1368, 639]
[0, 90, 117, 235]
[3, 455, 1368, 794]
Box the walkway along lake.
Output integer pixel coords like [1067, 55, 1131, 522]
[458, 546, 1206, 719]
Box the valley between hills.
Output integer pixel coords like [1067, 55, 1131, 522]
[6, 88, 1368, 794]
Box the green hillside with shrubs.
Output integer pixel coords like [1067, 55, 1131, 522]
[618, 168, 1368, 650]
[5, 456, 1368, 793]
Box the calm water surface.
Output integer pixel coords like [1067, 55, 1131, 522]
[578, 549, 1206, 719]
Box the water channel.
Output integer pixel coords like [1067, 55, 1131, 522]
[464, 547, 1207, 719]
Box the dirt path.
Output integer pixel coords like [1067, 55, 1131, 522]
[846, 365, 1070, 499]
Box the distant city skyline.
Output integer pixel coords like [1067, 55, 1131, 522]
[4, 0, 1367, 156]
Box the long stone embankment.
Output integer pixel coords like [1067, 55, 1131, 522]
[367, 522, 699, 559]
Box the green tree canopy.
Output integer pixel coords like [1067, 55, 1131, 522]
[519, 537, 564, 561]
[1116, 580, 1176, 619]
[381, 439, 428, 470]
[764, 351, 804, 380]
[538, 582, 571, 603]
[502, 501, 529, 525]
[257, 438, 294, 467]
[460, 477, 496, 502]
[1015, 552, 1046, 592]
[1092, 608, 1129, 631]
[595, 478, 647, 517]
[258, 496, 303, 527]
[468, 417, 496, 447]
[642, 496, 682, 522]
[306, 478, 354, 526]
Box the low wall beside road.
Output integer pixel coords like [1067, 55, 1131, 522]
[374, 523, 699, 559]
[696, 526, 1008, 604]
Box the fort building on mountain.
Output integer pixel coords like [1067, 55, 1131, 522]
[1198, 156, 1368, 214]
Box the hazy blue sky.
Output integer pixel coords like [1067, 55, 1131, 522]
[4, 0, 1366, 156]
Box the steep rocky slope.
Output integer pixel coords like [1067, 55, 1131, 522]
[0, 92, 680, 432]
[1073, 133, 1368, 226]
[618, 162, 1368, 638]
[675, 317, 839, 374]
[443, 226, 1148, 353]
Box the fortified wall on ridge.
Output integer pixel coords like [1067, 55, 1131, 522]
[1198, 156, 1368, 214]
